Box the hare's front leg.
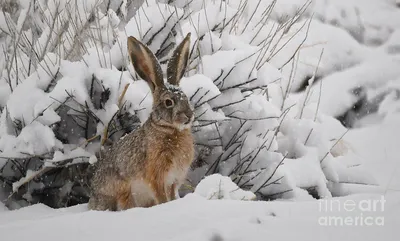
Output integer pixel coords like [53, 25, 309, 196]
[167, 183, 176, 201]
[168, 183, 180, 201]
[152, 180, 169, 204]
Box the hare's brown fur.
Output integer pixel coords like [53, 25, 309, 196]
[88, 33, 194, 211]
[88, 120, 194, 211]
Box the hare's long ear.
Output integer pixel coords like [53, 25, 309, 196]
[127, 36, 164, 92]
[166, 33, 191, 85]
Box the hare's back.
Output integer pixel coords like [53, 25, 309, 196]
[110, 128, 148, 173]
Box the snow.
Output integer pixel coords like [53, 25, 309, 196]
[195, 174, 256, 200]
[0, 121, 63, 160]
[2, 114, 399, 238]
[1, 0, 400, 240]
[270, 18, 373, 92]
[0, 192, 398, 241]
[312, 0, 400, 45]
[300, 55, 400, 118]
[180, 74, 221, 105]
[345, 115, 400, 194]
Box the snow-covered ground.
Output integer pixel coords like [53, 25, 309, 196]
[1, 0, 400, 240]
[0, 192, 398, 241]
[2, 115, 399, 241]
[345, 115, 400, 204]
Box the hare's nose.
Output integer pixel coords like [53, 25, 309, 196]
[183, 115, 191, 124]
[183, 112, 193, 124]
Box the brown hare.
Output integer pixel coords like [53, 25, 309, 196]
[88, 33, 194, 211]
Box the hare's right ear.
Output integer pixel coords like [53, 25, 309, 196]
[127, 36, 164, 92]
[167, 33, 191, 86]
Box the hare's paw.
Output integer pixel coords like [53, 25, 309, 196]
[88, 194, 117, 211]
[167, 183, 180, 201]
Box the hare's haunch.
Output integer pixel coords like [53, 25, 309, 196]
[88, 33, 194, 211]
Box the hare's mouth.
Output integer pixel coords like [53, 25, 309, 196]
[177, 112, 193, 125]
[174, 114, 194, 131]
[176, 122, 192, 131]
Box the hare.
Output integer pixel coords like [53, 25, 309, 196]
[88, 33, 194, 211]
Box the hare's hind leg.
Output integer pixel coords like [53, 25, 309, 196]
[115, 181, 135, 210]
[88, 193, 117, 211]
[89, 178, 134, 211]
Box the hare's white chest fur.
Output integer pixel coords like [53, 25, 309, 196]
[165, 163, 187, 185]
[130, 179, 155, 207]
[165, 163, 189, 199]
[130, 162, 188, 205]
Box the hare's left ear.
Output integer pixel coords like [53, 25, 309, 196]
[127, 36, 164, 92]
[166, 33, 191, 85]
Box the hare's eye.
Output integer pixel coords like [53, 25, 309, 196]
[164, 98, 174, 108]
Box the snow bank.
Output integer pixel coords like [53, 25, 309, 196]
[0, 193, 398, 241]
[295, 55, 400, 118]
[312, 0, 400, 45]
[195, 174, 256, 200]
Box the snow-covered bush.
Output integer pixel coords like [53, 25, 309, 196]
[311, 0, 400, 46]
[194, 174, 256, 200]
[0, 0, 377, 209]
